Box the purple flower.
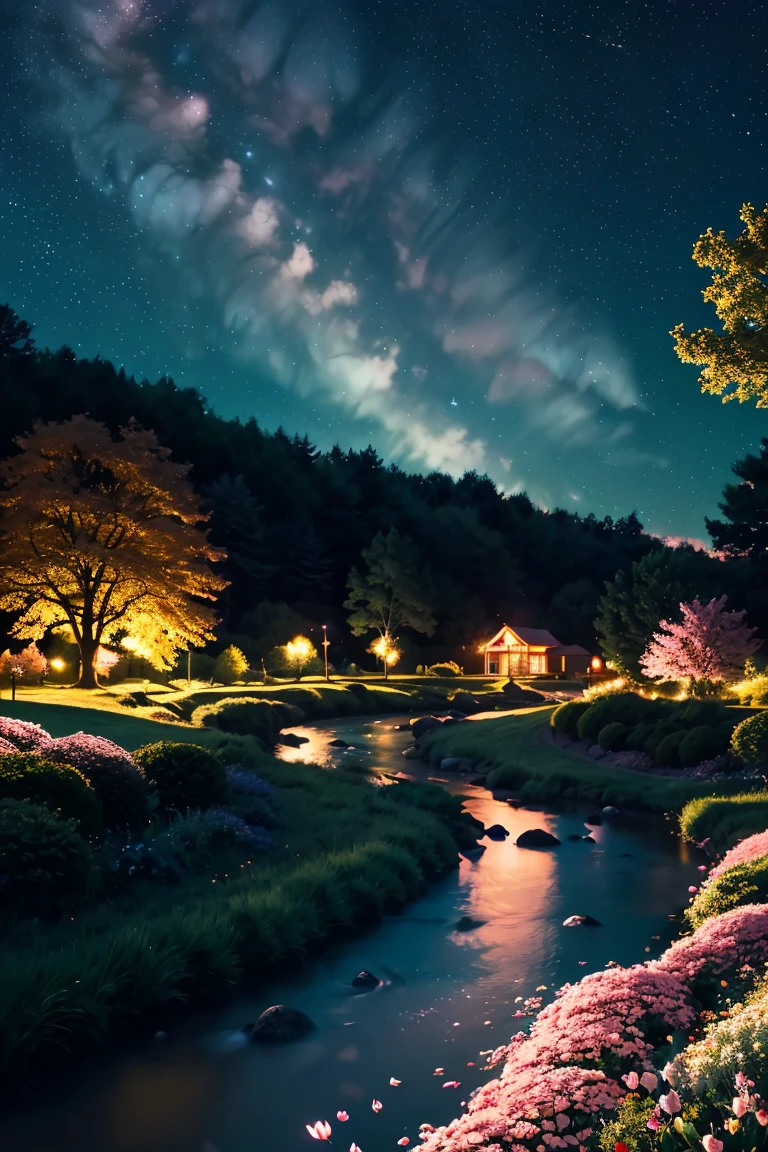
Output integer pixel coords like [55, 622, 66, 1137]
[0, 716, 51, 751]
[225, 765, 276, 798]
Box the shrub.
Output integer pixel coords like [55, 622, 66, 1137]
[655, 729, 686, 767]
[680, 791, 768, 851]
[731, 710, 768, 767]
[687, 854, 768, 927]
[576, 692, 657, 743]
[550, 699, 590, 737]
[133, 741, 227, 811]
[225, 766, 276, 798]
[191, 697, 297, 746]
[213, 645, 249, 685]
[678, 725, 726, 768]
[626, 722, 654, 751]
[679, 699, 727, 728]
[40, 734, 148, 829]
[158, 807, 272, 864]
[0, 716, 51, 751]
[0, 753, 102, 837]
[0, 799, 95, 916]
[428, 661, 461, 677]
[449, 689, 482, 714]
[597, 722, 629, 751]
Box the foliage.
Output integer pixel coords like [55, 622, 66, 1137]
[157, 807, 272, 863]
[428, 661, 461, 677]
[595, 546, 723, 677]
[597, 722, 629, 751]
[39, 733, 148, 829]
[0, 752, 102, 837]
[269, 634, 321, 680]
[671, 976, 768, 1095]
[731, 710, 768, 768]
[686, 854, 768, 927]
[224, 765, 276, 798]
[671, 202, 768, 406]
[0, 415, 227, 687]
[0, 799, 95, 917]
[213, 644, 249, 685]
[599, 1095, 658, 1152]
[191, 696, 298, 746]
[707, 438, 768, 561]
[680, 791, 768, 851]
[678, 725, 726, 768]
[0, 642, 47, 685]
[345, 527, 436, 677]
[0, 304, 35, 358]
[133, 741, 227, 812]
[0, 715, 51, 751]
[732, 672, 768, 705]
[640, 596, 760, 687]
[550, 698, 591, 737]
[656, 729, 686, 767]
[577, 692, 661, 744]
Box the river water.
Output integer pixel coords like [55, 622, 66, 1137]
[0, 715, 702, 1152]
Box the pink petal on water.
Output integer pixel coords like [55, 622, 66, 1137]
[433, 1068, 444, 1075]
[389, 1078, 402, 1086]
[337, 1111, 350, 1122]
[372, 1099, 383, 1112]
[443, 1081, 461, 1088]
[398, 1140, 410, 1147]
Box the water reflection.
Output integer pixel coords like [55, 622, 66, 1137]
[0, 716, 704, 1152]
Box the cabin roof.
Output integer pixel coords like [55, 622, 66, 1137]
[485, 624, 562, 649]
[549, 644, 591, 657]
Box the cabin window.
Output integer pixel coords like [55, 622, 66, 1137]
[488, 660, 499, 674]
[529, 653, 546, 674]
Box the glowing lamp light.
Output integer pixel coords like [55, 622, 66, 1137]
[50, 658, 65, 671]
[590, 656, 603, 672]
[385, 650, 399, 665]
[286, 636, 312, 661]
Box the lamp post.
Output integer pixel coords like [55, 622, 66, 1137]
[322, 625, 330, 682]
[187, 648, 191, 687]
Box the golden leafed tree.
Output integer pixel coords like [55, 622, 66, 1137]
[0, 416, 227, 687]
[672, 202, 768, 406]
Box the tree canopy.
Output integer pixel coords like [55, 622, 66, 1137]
[672, 202, 768, 406]
[640, 596, 760, 688]
[0, 415, 226, 686]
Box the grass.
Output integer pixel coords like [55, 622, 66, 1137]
[0, 730, 473, 1079]
[686, 854, 768, 928]
[0, 698, 197, 750]
[679, 791, 768, 852]
[421, 707, 751, 812]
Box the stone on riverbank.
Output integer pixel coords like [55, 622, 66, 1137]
[352, 970, 380, 989]
[279, 732, 309, 747]
[563, 914, 602, 927]
[411, 716, 443, 740]
[248, 1005, 315, 1042]
[459, 845, 487, 861]
[455, 916, 485, 932]
[485, 824, 509, 841]
[515, 828, 561, 848]
[329, 738, 348, 748]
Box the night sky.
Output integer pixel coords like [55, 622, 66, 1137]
[1, 0, 765, 540]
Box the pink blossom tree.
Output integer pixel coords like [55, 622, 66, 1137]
[639, 596, 760, 689]
[0, 641, 48, 684]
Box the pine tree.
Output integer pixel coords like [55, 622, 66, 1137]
[205, 474, 275, 613]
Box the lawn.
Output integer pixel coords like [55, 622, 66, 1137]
[422, 707, 749, 812]
[0, 697, 195, 750]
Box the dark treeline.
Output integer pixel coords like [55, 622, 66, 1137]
[1, 307, 763, 671]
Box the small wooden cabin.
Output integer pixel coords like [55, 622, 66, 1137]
[482, 624, 591, 677]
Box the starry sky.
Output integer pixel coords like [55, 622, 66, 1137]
[1, 0, 765, 540]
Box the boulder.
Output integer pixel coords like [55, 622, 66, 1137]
[484, 824, 509, 841]
[248, 1005, 315, 1043]
[491, 788, 518, 802]
[411, 716, 443, 740]
[459, 845, 487, 861]
[351, 970, 380, 989]
[566, 833, 584, 841]
[329, 738, 348, 748]
[279, 732, 309, 747]
[447, 710, 467, 720]
[602, 805, 620, 817]
[455, 915, 485, 932]
[582, 835, 596, 843]
[515, 828, 561, 848]
[562, 914, 602, 927]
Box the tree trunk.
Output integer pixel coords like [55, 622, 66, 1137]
[384, 657, 388, 681]
[78, 633, 98, 688]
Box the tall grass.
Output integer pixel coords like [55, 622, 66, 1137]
[679, 791, 768, 851]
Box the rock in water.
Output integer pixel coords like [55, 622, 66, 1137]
[351, 970, 380, 989]
[411, 716, 443, 740]
[328, 738, 348, 748]
[566, 833, 584, 841]
[515, 828, 561, 848]
[279, 732, 309, 747]
[459, 845, 487, 861]
[455, 916, 485, 932]
[562, 914, 602, 927]
[249, 1005, 315, 1042]
[602, 805, 620, 816]
[484, 824, 509, 841]
[585, 813, 603, 826]
[583, 835, 596, 843]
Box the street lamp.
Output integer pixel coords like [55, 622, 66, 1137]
[322, 624, 330, 681]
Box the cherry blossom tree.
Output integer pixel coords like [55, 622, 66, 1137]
[0, 642, 48, 685]
[639, 595, 760, 689]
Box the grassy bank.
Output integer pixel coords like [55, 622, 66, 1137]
[422, 707, 749, 812]
[0, 698, 199, 750]
[0, 731, 475, 1079]
[680, 791, 768, 852]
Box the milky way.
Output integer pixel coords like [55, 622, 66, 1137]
[2, 0, 766, 535]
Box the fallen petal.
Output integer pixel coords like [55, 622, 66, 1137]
[337, 1111, 350, 1122]
[389, 1078, 402, 1087]
[398, 1141, 410, 1147]
[433, 1068, 444, 1075]
[372, 1099, 383, 1112]
[443, 1081, 461, 1089]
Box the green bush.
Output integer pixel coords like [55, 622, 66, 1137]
[0, 799, 95, 917]
[0, 753, 102, 838]
[576, 692, 659, 743]
[679, 699, 727, 728]
[213, 645, 249, 685]
[678, 725, 726, 768]
[626, 722, 654, 752]
[687, 854, 768, 927]
[133, 742, 227, 812]
[428, 661, 461, 676]
[599, 1095, 657, 1152]
[731, 711, 768, 768]
[680, 791, 768, 851]
[655, 729, 686, 767]
[550, 699, 590, 737]
[597, 722, 629, 751]
[191, 697, 302, 746]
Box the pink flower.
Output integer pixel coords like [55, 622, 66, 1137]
[306, 1121, 332, 1140]
[732, 1098, 748, 1118]
[640, 1073, 658, 1092]
[372, 1100, 383, 1112]
[756, 1110, 768, 1128]
[555, 1115, 570, 1131]
[702, 1137, 723, 1152]
[621, 1072, 639, 1090]
[659, 1091, 681, 1115]
[337, 1111, 349, 1122]
[646, 1114, 661, 1131]
[662, 1062, 677, 1085]
[398, 1141, 410, 1147]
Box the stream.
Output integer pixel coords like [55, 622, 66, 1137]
[0, 714, 702, 1152]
